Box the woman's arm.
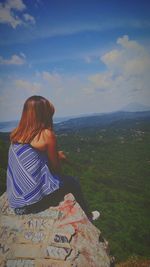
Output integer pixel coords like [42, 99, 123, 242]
[44, 129, 66, 174]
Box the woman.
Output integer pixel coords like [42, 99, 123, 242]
[7, 95, 100, 220]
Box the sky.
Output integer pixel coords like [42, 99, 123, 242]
[0, 0, 150, 121]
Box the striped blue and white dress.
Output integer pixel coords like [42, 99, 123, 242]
[7, 143, 61, 208]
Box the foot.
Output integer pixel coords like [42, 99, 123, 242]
[91, 210, 100, 221]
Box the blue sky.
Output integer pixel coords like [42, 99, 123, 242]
[0, 0, 150, 121]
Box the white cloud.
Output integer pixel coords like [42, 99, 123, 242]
[6, 0, 26, 11]
[31, 19, 150, 40]
[84, 56, 92, 64]
[42, 72, 63, 89]
[88, 72, 113, 90]
[41, 71, 85, 96]
[0, 54, 26, 65]
[23, 13, 36, 24]
[0, 72, 85, 119]
[0, 0, 35, 28]
[117, 35, 143, 50]
[15, 79, 42, 93]
[101, 35, 150, 76]
[0, 76, 43, 121]
[87, 36, 150, 99]
[20, 52, 26, 58]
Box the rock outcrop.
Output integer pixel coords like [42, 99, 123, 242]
[0, 192, 113, 267]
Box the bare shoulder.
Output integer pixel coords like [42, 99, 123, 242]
[30, 128, 56, 151]
[42, 128, 56, 144]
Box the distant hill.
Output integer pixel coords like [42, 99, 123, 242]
[0, 111, 150, 134]
[121, 102, 150, 112]
[0, 117, 71, 132]
[0, 120, 18, 133]
[55, 111, 150, 132]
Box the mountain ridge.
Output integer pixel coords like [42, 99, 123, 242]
[0, 110, 150, 133]
[55, 110, 150, 132]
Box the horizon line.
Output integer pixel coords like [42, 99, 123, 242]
[0, 108, 150, 124]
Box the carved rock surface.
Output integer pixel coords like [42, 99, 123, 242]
[0, 192, 111, 267]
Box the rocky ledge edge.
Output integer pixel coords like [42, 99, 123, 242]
[0, 192, 115, 267]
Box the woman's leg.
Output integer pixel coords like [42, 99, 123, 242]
[15, 176, 91, 218]
[37, 176, 91, 217]
[58, 175, 91, 218]
[14, 188, 64, 215]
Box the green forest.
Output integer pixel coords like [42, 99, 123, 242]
[0, 118, 150, 263]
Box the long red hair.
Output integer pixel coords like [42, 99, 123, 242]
[10, 95, 55, 143]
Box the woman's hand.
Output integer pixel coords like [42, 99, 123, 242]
[58, 150, 67, 161]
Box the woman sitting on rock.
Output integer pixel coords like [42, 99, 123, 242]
[7, 95, 100, 221]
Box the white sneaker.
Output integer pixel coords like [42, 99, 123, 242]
[91, 211, 100, 221]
